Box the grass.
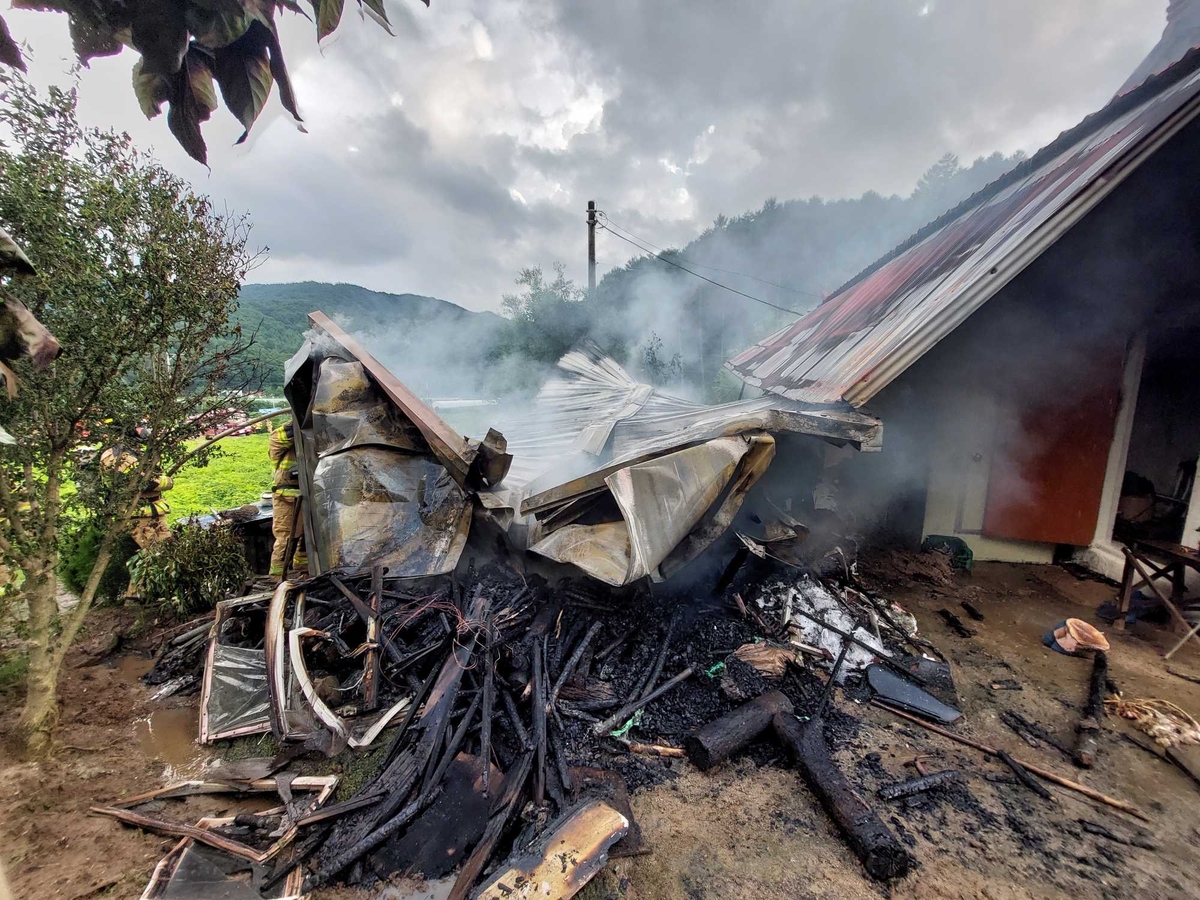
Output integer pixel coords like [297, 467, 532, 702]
[169, 432, 274, 522]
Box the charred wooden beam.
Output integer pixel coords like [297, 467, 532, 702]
[304, 787, 442, 891]
[551, 719, 573, 794]
[996, 749, 1053, 801]
[772, 714, 911, 881]
[447, 751, 534, 900]
[1074, 650, 1109, 768]
[501, 687, 532, 751]
[960, 601, 986, 621]
[684, 690, 795, 771]
[423, 692, 483, 800]
[481, 616, 495, 797]
[327, 572, 406, 669]
[877, 770, 963, 801]
[363, 565, 383, 711]
[473, 800, 629, 900]
[937, 608, 974, 638]
[532, 639, 548, 805]
[635, 614, 678, 702]
[595, 625, 634, 662]
[550, 620, 603, 710]
[592, 667, 695, 737]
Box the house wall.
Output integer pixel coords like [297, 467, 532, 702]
[837, 112, 1200, 566]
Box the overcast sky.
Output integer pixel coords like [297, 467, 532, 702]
[7, 1, 1167, 311]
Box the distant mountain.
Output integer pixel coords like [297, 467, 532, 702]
[236, 282, 505, 393]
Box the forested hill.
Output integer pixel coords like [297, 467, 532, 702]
[497, 151, 1029, 400]
[236, 282, 504, 390]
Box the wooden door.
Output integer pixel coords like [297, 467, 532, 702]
[982, 358, 1123, 547]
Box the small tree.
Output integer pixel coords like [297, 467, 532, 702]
[639, 331, 683, 387]
[498, 263, 591, 366]
[0, 73, 261, 757]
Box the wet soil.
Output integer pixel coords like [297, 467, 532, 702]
[5, 563, 1200, 899]
[578, 561, 1200, 900]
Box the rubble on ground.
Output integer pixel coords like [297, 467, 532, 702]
[99, 321, 1171, 899]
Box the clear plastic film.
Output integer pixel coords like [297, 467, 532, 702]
[205, 645, 271, 739]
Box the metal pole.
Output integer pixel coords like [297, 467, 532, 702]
[587, 200, 597, 296]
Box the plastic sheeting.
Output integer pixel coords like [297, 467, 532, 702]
[142, 840, 296, 900]
[528, 433, 776, 585]
[203, 645, 271, 740]
[286, 341, 472, 577]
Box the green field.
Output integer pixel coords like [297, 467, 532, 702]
[169, 432, 274, 521]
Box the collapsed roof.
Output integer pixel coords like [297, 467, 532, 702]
[284, 315, 881, 587]
[726, 47, 1200, 408]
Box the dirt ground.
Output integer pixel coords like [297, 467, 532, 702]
[5, 562, 1200, 900]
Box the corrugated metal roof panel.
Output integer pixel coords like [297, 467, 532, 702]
[726, 51, 1200, 408]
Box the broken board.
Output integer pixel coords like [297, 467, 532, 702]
[369, 753, 503, 880]
[473, 800, 628, 900]
[570, 766, 646, 858]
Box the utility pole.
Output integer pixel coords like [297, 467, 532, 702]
[587, 200, 597, 296]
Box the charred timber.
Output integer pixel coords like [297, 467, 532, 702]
[1074, 650, 1109, 768]
[937, 608, 975, 638]
[772, 713, 911, 881]
[447, 751, 534, 900]
[684, 690, 794, 770]
[877, 770, 963, 801]
[592, 667, 695, 736]
[996, 749, 1053, 801]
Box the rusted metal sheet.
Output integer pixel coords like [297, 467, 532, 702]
[727, 52, 1200, 407]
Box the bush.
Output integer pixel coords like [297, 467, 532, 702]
[128, 520, 249, 616]
[59, 522, 139, 603]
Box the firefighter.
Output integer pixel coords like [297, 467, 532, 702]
[269, 420, 306, 579]
[100, 433, 173, 597]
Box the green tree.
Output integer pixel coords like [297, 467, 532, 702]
[639, 331, 682, 387]
[0, 73, 260, 757]
[498, 263, 591, 367]
[0, 0, 420, 164]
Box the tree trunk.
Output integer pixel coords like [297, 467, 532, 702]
[15, 557, 59, 758]
[14, 525, 116, 759]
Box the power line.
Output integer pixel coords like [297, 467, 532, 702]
[597, 224, 804, 316]
[598, 212, 826, 300]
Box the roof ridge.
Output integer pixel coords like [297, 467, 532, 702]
[823, 43, 1200, 303]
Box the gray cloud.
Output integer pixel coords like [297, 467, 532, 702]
[5, 1, 1168, 309]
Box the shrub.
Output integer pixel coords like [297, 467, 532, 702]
[59, 522, 139, 603]
[128, 520, 249, 616]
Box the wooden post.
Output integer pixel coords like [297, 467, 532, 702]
[684, 691, 794, 770]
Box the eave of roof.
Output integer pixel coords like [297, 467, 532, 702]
[726, 46, 1200, 408]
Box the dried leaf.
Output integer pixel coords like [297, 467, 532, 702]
[314, 0, 344, 42]
[213, 27, 273, 140]
[166, 49, 217, 164]
[0, 225, 35, 275]
[69, 16, 124, 65]
[130, 0, 189, 76]
[0, 15, 26, 72]
[262, 22, 302, 124]
[132, 59, 173, 119]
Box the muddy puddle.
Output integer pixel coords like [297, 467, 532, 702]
[114, 655, 205, 775]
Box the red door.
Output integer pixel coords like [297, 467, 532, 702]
[982, 355, 1124, 547]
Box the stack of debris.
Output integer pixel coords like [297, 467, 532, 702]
[105, 313, 1156, 898]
